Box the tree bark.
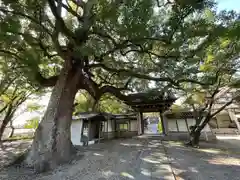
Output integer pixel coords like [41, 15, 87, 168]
[22, 62, 81, 172]
[9, 126, 15, 138]
[0, 105, 14, 141]
[188, 130, 201, 147]
[8, 120, 15, 138]
[187, 115, 211, 147]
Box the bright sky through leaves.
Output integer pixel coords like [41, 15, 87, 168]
[216, 0, 240, 11]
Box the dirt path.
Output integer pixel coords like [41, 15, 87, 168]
[2, 136, 239, 180]
[164, 137, 240, 180]
[0, 138, 175, 180]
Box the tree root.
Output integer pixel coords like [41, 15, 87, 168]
[6, 148, 30, 168]
[7, 143, 78, 173]
[184, 141, 200, 148]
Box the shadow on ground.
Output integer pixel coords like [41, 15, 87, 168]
[164, 137, 240, 180]
[0, 138, 174, 180]
[0, 140, 31, 168]
[3, 136, 239, 180]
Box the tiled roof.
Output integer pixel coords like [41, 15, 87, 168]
[125, 90, 176, 106]
[72, 112, 137, 120]
[72, 112, 103, 120]
[113, 113, 137, 120]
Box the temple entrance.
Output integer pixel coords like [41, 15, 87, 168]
[143, 112, 163, 135]
[122, 90, 176, 136]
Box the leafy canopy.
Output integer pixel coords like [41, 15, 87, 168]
[0, 0, 239, 100]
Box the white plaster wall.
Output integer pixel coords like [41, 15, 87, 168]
[202, 123, 211, 132]
[187, 118, 211, 132]
[187, 118, 196, 127]
[177, 119, 188, 132]
[108, 119, 113, 132]
[167, 118, 212, 135]
[130, 120, 138, 131]
[168, 119, 178, 132]
[71, 120, 83, 145]
[103, 119, 114, 132]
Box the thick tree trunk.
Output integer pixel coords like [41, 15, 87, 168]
[22, 63, 81, 172]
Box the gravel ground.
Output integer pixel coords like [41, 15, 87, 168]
[2, 136, 239, 180]
[0, 140, 31, 169]
[164, 136, 240, 180]
[0, 138, 175, 180]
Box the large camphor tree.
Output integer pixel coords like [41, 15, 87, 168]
[0, 0, 239, 172]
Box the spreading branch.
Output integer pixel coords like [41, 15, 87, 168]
[58, 1, 84, 22]
[210, 99, 234, 118]
[35, 72, 59, 87]
[89, 63, 212, 86]
[0, 8, 52, 36]
[47, 0, 76, 39]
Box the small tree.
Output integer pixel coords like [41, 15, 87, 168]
[184, 88, 240, 147]
[0, 80, 40, 140]
[179, 42, 240, 147]
[0, 87, 30, 140]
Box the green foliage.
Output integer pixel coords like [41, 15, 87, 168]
[26, 102, 43, 112]
[171, 104, 188, 112]
[74, 91, 131, 114]
[98, 94, 131, 114]
[157, 120, 162, 133]
[24, 117, 39, 129]
[74, 91, 95, 113]
[0, 0, 239, 116]
[5, 134, 34, 141]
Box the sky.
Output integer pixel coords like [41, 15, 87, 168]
[12, 0, 240, 126]
[216, 0, 240, 12]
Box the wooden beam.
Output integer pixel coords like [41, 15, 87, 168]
[176, 119, 179, 132]
[98, 121, 101, 144]
[87, 120, 91, 146]
[137, 112, 142, 135]
[129, 119, 131, 131]
[140, 112, 144, 134]
[106, 116, 109, 139]
[185, 118, 190, 133]
[162, 112, 169, 135]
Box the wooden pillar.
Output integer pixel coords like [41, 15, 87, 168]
[160, 111, 166, 135]
[140, 112, 144, 134]
[185, 118, 190, 133]
[137, 112, 142, 135]
[228, 109, 240, 131]
[129, 119, 131, 131]
[80, 120, 84, 143]
[98, 121, 101, 144]
[114, 118, 117, 138]
[87, 119, 91, 146]
[106, 116, 109, 139]
[176, 119, 179, 132]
